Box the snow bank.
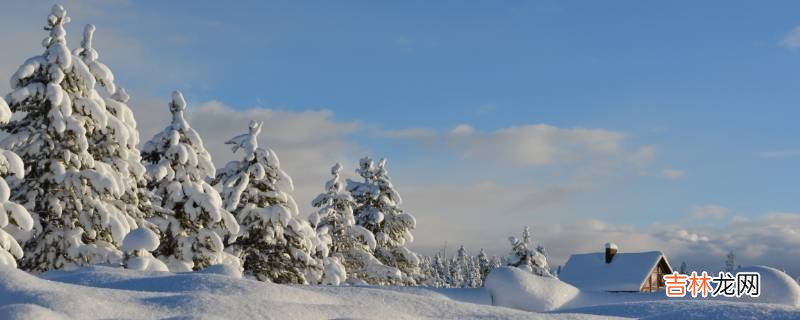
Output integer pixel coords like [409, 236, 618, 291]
[485, 266, 580, 312]
[1, 265, 604, 319]
[734, 266, 800, 306]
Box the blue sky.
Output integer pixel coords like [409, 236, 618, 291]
[2, 1, 800, 275]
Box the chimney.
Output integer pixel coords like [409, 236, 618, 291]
[605, 242, 618, 264]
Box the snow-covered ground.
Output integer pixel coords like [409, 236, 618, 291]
[1, 265, 799, 319]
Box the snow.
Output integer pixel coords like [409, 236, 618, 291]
[0, 263, 797, 319]
[733, 266, 800, 306]
[486, 266, 581, 312]
[558, 251, 666, 292]
[122, 228, 159, 252]
[0, 265, 611, 320]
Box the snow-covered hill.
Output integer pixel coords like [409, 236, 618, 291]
[1, 265, 800, 319]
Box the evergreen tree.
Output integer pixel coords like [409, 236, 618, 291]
[309, 162, 401, 285]
[679, 261, 688, 274]
[450, 246, 467, 287]
[465, 255, 483, 287]
[506, 226, 552, 277]
[477, 248, 492, 283]
[213, 120, 324, 283]
[3, 5, 135, 271]
[347, 157, 420, 284]
[73, 24, 155, 225]
[0, 98, 33, 268]
[431, 254, 446, 287]
[725, 250, 736, 272]
[141, 91, 239, 272]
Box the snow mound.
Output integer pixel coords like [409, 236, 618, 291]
[485, 266, 580, 312]
[121, 228, 159, 252]
[5, 265, 591, 319]
[734, 266, 800, 306]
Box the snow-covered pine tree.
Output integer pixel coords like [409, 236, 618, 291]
[141, 91, 239, 272]
[477, 248, 492, 283]
[213, 120, 323, 283]
[347, 157, 420, 284]
[725, 250, 736, 272]
[430, 254, 446, 287]
[465, 254, 483, 288]
[3, 5, 137, 272]
[506, 226, 552, 277]
[73, 24, 154, 225]
[309, 162, 402, 285]
[0, 97, 33, 268]
[452, 245, 473, 287]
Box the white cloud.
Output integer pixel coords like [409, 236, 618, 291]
[449, 124, 476, 136]
[780, 26, 800, 49]
[659, 168, 686, 180]
[690, 205, 728, 220]
[446, 124, 644, 166]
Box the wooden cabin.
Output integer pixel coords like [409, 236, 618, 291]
[558, 243, 673, 293]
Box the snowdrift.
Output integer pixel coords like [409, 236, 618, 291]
[485, 266, 580, 312]
[733, 265, 800, 306]
[0, 265, 607, 320]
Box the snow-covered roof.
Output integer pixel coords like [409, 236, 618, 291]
[559, 251, 670, 292]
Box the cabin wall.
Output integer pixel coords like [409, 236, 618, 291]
[640, 258, 671, 292]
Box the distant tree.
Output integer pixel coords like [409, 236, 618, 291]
[679, 261, 688, 274]
[506, 226, 552, 277]
[725, 250, 736, 272]
[477, 249, 492, 282]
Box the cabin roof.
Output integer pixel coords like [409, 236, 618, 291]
[559, 251, 671, 292]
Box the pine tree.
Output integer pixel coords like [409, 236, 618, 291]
[213, 120, 323, 283]
[450, 246, 467, 287]
[477, 248, 492, 283]
[431, 254, 446, 287]
[347, 157, 420, 284]
[725, 250, 736, 272]
[309, 162, 401, 285]
[142, 91, 239, 272]
[3, 5, 136, 272]
[73, 24, 155, 225]
[0, 97, 33, 268]
[679, 261, 687, 274]
[506, 226, 552, 277]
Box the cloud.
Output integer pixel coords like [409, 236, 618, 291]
[780, 26, 800, 49]
[757, 149, 800, 158]
[132, 98, 362, 214]
[387, 123, 651, 168]
[659, 168, 686, 180]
